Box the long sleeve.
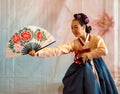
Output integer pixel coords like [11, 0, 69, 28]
[35, 40, 75, 58]
[87, 36, 108, 59]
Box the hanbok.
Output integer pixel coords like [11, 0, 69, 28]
[62, 57, 118, 94]
[36, 34, 118, 94]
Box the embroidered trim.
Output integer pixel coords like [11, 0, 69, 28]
[78, 38, 84, 46]
[78, 48, 90, 53]
[78, 34, 91, 47]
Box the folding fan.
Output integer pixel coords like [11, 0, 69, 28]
[6, 26, 56, 58]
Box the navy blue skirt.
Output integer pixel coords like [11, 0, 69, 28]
[62, 57, 118, 94]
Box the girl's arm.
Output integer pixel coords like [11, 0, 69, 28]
[35, 40, 75, 58]
[85, 36, 108, 59]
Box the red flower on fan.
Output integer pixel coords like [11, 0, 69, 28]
[35, 31, 43, 40]
[20, 30, 32, 41]
[12, 33, 20, 43]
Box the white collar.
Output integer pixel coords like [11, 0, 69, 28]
[79, 34, 90, 46]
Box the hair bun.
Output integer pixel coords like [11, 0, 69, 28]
[74, 13, 90, 25]
[88, 26, 92, 31]
[86, 26, 92, 33]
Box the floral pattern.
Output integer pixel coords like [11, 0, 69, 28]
[111, 66, 120, 92]
[20, 30, 32, 41]
[92, 12, 114, 36]
[34, 29, 47, 41]
[9, 27, 47, 54]
[12, 33, 21, 43]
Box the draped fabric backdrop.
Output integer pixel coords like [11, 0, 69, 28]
[0, 0, 120, 94]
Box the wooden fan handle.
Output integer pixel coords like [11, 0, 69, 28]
[28, 50, 35, 56]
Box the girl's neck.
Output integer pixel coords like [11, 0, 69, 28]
[80, 32, 87, 41]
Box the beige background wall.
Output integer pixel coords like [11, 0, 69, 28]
[0, 0, 120, 93]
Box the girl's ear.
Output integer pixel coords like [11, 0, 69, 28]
[82, 25, 86, 30]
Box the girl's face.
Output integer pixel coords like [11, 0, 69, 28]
[71, 20, 85, 37]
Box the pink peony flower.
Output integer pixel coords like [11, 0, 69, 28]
[14, 43, 23, 51]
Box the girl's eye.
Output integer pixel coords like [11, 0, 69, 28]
[71, 26, 78, 29]
[73, 26, 78, 29]
[74, 26, 78, 28]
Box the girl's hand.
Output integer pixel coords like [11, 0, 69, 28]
[82, 54, 88, 64]
[28, 50, 36, 56]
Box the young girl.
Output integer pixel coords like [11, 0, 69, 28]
[29, 13, 118, 94]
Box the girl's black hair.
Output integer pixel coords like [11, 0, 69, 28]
[73, 13, 92, 34]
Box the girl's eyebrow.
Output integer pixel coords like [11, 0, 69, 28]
[73, 25, 78, 27]
[71, 25, 78, 27]
[74, 25, 78, 26]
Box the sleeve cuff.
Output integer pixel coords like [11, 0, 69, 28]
[35, 52, 40, 57]
[87, 53, 92, 59]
